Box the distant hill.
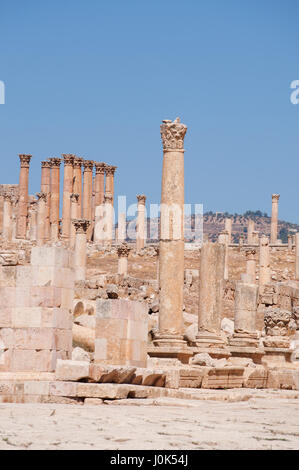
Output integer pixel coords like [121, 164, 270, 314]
[123, 210, 299, 243]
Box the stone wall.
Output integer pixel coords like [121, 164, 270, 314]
[95, 299, 148, 367]
[0, 246, 74, 372]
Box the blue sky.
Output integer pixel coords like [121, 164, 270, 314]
[0, 0, 298, 221]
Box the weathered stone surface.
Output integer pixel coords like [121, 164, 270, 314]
[55, 360, 90, 382]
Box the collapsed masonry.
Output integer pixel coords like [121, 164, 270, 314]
[0, 119, 299, 405]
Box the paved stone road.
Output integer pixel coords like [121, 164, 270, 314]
[0, 393, 298, 450]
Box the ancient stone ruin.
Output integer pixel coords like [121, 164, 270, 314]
[0, 120, 299, 405]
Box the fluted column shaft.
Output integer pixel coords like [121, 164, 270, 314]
[41, 161, 51, 240]
[259, 235, 270, 288]
[16, 154, 32, 239]
[36, 192, 47, 246]
[136, 195, 146, 252]
[2, 193, 13, 241]
[154, 118, 187, 348]
[61, 154, 74, 240]
[49, 158, 61, 241]
[271, 194, 280, 244]
[73, 158, 83, 217]
[105, 165, 117, 206]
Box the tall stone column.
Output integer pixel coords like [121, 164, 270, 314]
[61, 154, 74, 241]
[252, 231, 259, 245]
[154, 246, 159, 285]
[245, 249, 256, 284]
[247, 220, 254, 245]
[105, 165, 117, 205]
[136, 195, 146, 252]
[16, 154, 32, 239]
[117, 243, 130, 275]
[239, 233, 245, 249]
[82, 160, 94, 240]
[117, 212, 126, 242]
[288, 234, 293, 252]
[94, 162, 106, 208]
[154, 118, 187, 349]
[73, 157, 83, 218]
[225, 218, 232, 244]
[28, 201, 37, 242]
[196, 242, 227, 353]
[40, 161, 51, 241]
[36, 192, 47, 246]
[229, 282, 259, 348]
[2, 192, 13, 241]
[218, 230, 229, 280]
[70, 193, 79, 249]
[295, 233, 299, 281]
[259, 235, 270, 289]
[271, 194, 280, 244]
[49, 158, 61, 241]
[73, 219, 90, 281]
[94, 194, 114, 245]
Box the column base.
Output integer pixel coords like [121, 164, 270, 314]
[195, 331, 227, 349]
[153, 333, 186, 349]
[194, 332, 230, 359]
[229, 332, 259, 349]
[262, 347, 293, 367]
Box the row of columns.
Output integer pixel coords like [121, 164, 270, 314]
[13, 153, 117, 244]
[223, 194, 281, 246]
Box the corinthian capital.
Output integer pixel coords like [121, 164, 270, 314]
[160, 117, 187, 151]
[105, 165, 117, 176]
[73, 157, 83, 168]
[83, 160, 94, 172]
[49, 157, 61, 168]
[272, 194, 280, 202]
[62, 154, 74, 166]
[72, 218, 91, 234]
[95, 162, 106, 174]
[41, 161, 51, 169]
[19, 154, 32, 168]
[137, 194, 146, 205]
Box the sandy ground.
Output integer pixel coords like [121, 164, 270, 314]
[0, 395, 298, 450]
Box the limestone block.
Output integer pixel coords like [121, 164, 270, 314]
[11, 307, 42, 328]
[243, 366, 268, 388]
[72, 347, 90, 362]
[0, 308, 12, 327]
[201, 367, 244, 389]
[0, 266, 17, 287]
[179, 368, 205, 388]
[55, 359, 90, 382]
[75, 383, 130, 399]
[31, 246, 70, 268]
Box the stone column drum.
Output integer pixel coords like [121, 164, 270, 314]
[105, 165, 117, 206]
[73, 157, 83, 218]
[247, 220, 254, 245]
[288, 234, 293, 252]
[259, 235, 270, 288]
[82, 160, 94, 240]
[218, 230, 229, 280]
[225, 218, 232, 244]
[61, 154, 74, 241]
[295, 233, 299, 281]
[49, 158, 61, 241]
[117, 243, 130, 275]
[70, 193, 79, 249]
[28, 201, 37, 242]
[2, 192, 13, 241]
[196, 242, 227, 353]
[245, 249, 256, 284]
[153, 118, 187, 349]
[117, 212, 126, 242]
[73, 219, 90, 281]
[94, 162, 106, 208]
[36, 192, 47, 246]
[229, 282, 259, 348]
[270, 194, 280, 244]
[136, 195, 146, 252]
[40, 161, 51, 241]
[16, 154, 32, 239]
